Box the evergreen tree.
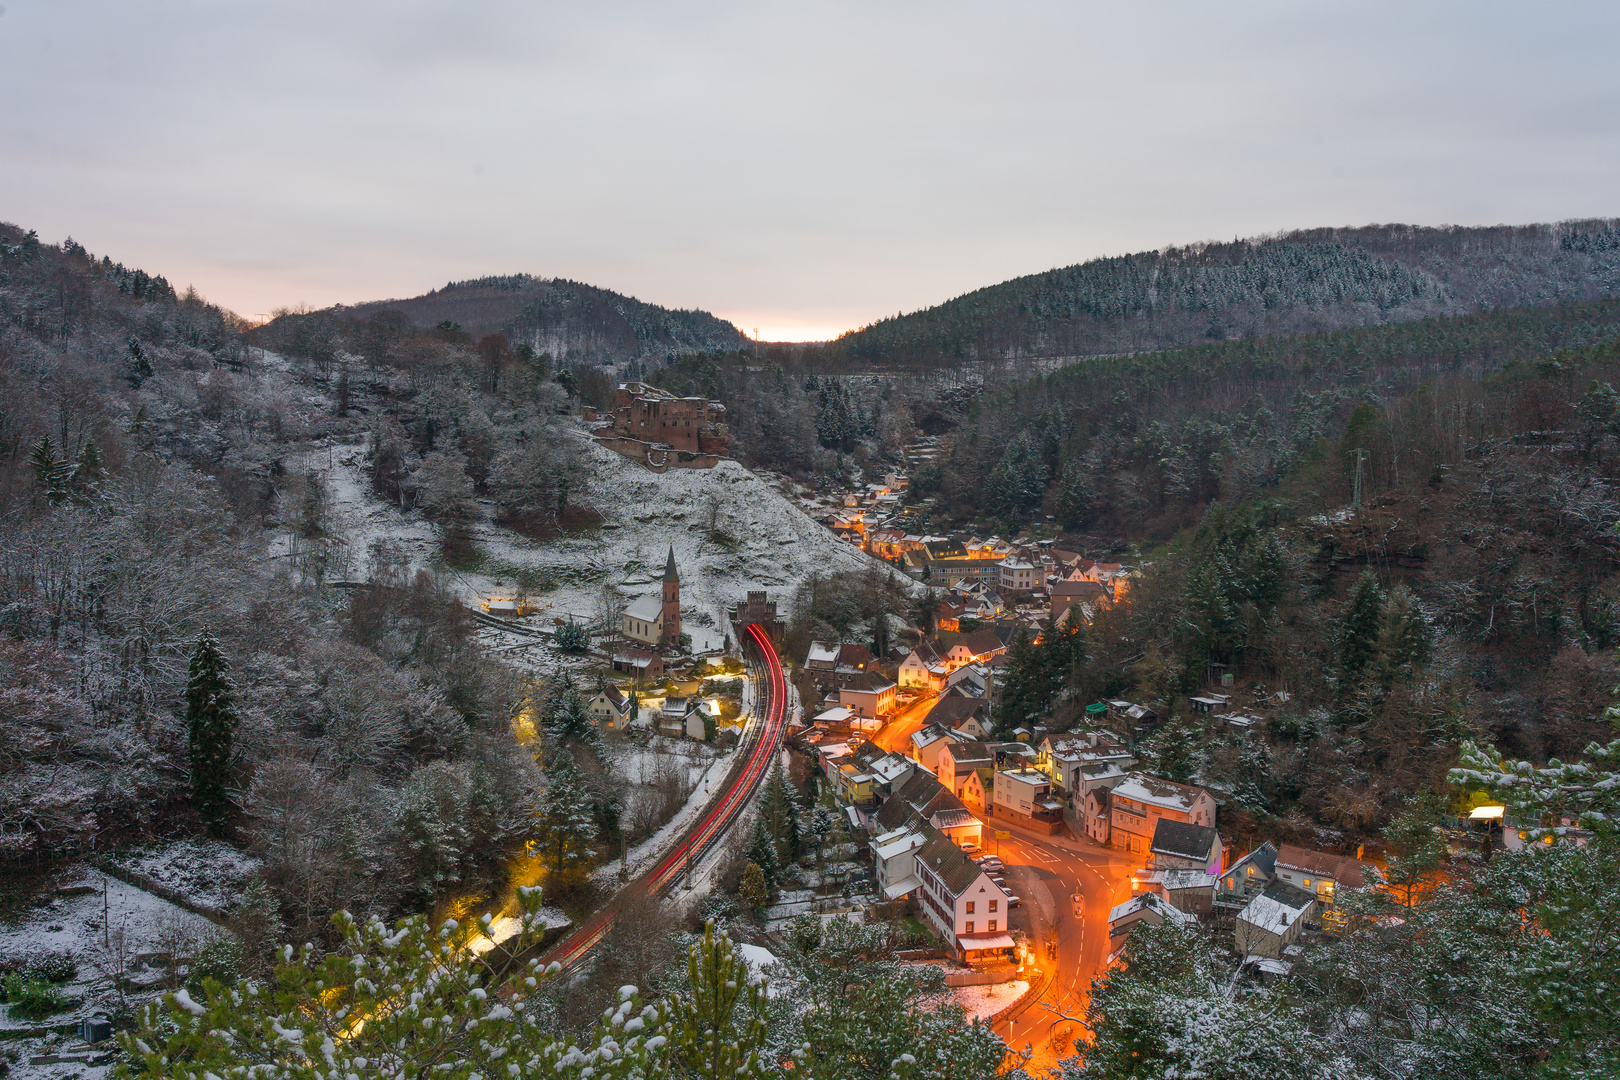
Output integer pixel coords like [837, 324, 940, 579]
[1054, 462, 1096, 530]
[540, 673, 603, 755]
[29, 435, 70, 503]
[665, 921, 772, 1079]
[126, 336, 154, 386]
[870, 609, 890, 658]
[745, 818, 778, 888]
[1378, 584, 1432, 685]
[1337, 570, 1386, 688]
[533, 750, 598, 886]
[995, 626, 1049, 731]
[738, 862, 769, 914]
[627, 690, 640, 723]
[69, 439, 102, 497]
[554, 617, 590, 653]
[185, 635, 238, 835]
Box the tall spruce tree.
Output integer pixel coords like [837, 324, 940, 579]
[533, 750, 598, 885]
[1337, 570, 1386, 688]
[185, 635, 238, 835]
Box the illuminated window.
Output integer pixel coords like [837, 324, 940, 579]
[989, 920, 997, 932]
[965, 921, 974, 933]
[989, 899, 998, 911]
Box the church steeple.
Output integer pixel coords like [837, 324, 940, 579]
[660, 545, 682, 648]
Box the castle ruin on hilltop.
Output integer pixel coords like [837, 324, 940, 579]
[584, 382, 730, 471]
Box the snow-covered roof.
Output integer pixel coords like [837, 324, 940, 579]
[624, 593, 663, 622]
[1112, 773, 1208, 814]
[1108, 892, 1193, 927]
[871, 830, 926, 860]
[882, 876, 920, 899]
[813, 706, 856, 725]
[806, 640, 840, 665]
[1238, 882, 1316, 932]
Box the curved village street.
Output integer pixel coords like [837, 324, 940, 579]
[990, 820, 1137, 1071]
[865, 701, 1138, 1071]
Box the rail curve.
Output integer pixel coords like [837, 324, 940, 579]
[539, 622, 788, 970]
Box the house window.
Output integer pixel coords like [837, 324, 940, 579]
[965, 921, 974, 934]
[966, 901, 975, 914]
[989, 920, 997, 932]
[989, 899, 997, 912]
[1303, 878, 1312, 887]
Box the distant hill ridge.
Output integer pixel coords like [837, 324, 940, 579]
[813, 219, 1620, 369]
[337, 272, 747, 365]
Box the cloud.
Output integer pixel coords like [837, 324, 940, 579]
[2, 1, 1616, 334]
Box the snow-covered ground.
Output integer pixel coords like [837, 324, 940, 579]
[274, 425, 913, 671]
[596, 739, 737, 883]
[0, 868, 226, 1079]
[952, 979, 1028, 1022]
[105, 839, 260, 913]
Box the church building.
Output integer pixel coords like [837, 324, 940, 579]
[622, 546, 683, 649]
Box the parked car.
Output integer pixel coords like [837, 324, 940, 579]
[1007, 894, 1023, 908]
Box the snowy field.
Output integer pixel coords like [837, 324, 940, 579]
[274, 425, 913, 671]
[952, 978, 1029, 1022]
[105, 839, 261, 913]
[1, 868, 225, 1079]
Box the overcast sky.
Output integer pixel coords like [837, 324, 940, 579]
[3, 2, 1617, 340]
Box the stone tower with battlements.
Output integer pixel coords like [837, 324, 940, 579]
[661, 545, 682, 648]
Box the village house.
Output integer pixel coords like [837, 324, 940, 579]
[909, 723, 961, 772]
[1050, 579, 1106, 627]
[1274, 844, 1367, 905]
[872, 770, 984, 848]
[1084, 787, 1112, 844]
[943, 662, 992, 700]
[869, 827, 928, 899]
[997, 557, 1040, 593]
[1037, 734, 1134, 802]
[610, 646, 664, 680]
[1149, 819, 1224, 875]
[938, 629, 1010, 667]
[991, 767, 1065, 833]
[937, 741, 997, 807]
[849, 740, 916, 799]
[585, 684, 630, 729]
[838, 672, 897, 721]
[622, 547, 683, 649]
[1217, 842, 1279, 905]
[912, 829, 1016, 964]
[1108, 892, 1194, 946]
[923, 696, 994, 740]
[1149, 868, 1217, 917]
[1108, 773, 1217, 856]
[1234, 880, 1318, 959]
[897, 639, 950, 692]
[803, 640, 879, 693]
[658, 696, 711, 740]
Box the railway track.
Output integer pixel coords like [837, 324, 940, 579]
[538, 623, 788, 970]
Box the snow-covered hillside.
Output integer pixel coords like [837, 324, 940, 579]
[284, 429, 909, 661]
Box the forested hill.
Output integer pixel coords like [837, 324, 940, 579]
[330, 273, 748, 365]
[812, 220, 1620, 369]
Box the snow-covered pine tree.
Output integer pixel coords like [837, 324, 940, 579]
[664, 921, 772, 1079]
[184, 635, 237, 836]
[541, 673, 603, 755]
[533, 750, 598, 886]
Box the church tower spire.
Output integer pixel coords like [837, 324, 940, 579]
[660, 545, 682, 648]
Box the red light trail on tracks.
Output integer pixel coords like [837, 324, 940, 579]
[539, 623, 787, 970]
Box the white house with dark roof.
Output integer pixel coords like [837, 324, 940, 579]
[585, 685, 630, 729]
[909, 723, 957, 771]
[1108, 891, 1194, 944]
[1108, 772, 1217, 856]
[913, 828, 1015, 964]
[1218, 842, 1278, 905]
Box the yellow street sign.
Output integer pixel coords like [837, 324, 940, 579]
[996, 831, 1011, 839]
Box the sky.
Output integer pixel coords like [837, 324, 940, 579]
[2, 2, 1618, 341]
